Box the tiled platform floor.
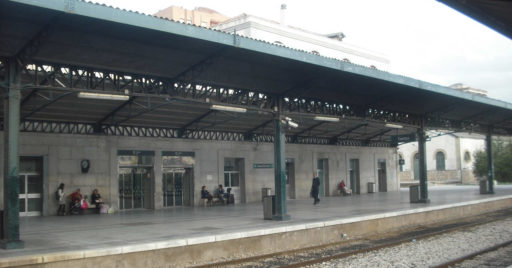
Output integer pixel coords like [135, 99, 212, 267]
[1, 185, 511, 260]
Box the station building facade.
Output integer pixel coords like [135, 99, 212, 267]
[398, 133, 485, 184]
[1, 4, 400, 218]
[1, 132, 398, 216]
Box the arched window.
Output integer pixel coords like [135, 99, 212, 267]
[436, 151, 445, 171]
[464, 151, 471, 162]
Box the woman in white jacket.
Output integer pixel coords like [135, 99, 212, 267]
[57, 183, 65, 216]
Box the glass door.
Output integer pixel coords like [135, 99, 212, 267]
[317, 159, 329, 196]
[163, 168, 185, 207]
[19, 173, 42, 216]
[133, 168, 144, 209]
[224, 171, 240, 203]
[378, 160, 387, 192]
[224, 158, 244, 204]
[118, 151, 154, 211]
[349, 159, 360, 194]
[163, 172, 174, 207]
[119, 168, 133, 210]
[414, 154, 420, 180]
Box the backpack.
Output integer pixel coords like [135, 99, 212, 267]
[55, 190, 60, 201]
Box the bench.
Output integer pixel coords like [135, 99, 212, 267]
[201, 196, 226, 207]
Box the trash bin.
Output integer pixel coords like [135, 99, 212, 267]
[479, 180, 488, 194]
[409, 185, 420, 203]
[263, 195, 275, 220]
[261, 187, 272, 202]
[367, 182, 375, 193]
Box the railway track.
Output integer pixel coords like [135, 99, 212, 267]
[193, 208, 512, 268]
[434, 239, 512, 268]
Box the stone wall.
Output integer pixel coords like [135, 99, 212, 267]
[1, 132, 398, 215]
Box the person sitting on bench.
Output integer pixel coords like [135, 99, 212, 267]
[91, 189, 104, 214]
[339, 180, 352, 196]
[214, 184, 226, 204]
[201, 185, 213, 203]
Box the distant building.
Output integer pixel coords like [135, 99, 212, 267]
[398, 132, 485, 184]
[154, 6, 229, 27]
[155, 5, 389, 69]
[214, 13, 390, 70]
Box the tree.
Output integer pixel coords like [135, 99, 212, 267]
[473, 140, 512, 183]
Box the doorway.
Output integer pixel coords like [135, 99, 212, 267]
[118, 151, 154, 210]
[118, 167, 153, 210]
[317, 158, 329, 196]
[162, 152, 194, 207]
[19, 157, 43, 216]
[285, 158, 295, 199]
[224, 158, 245, 204]
[413, 153, 420, 180]
[349, 159, 360, 194]
[378, 159, 387, 192]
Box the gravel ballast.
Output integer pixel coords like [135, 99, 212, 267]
[309, 218, 512, 268]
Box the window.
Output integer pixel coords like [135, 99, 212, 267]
[436, 151, 445, 171]
[224, 158, 242, 187]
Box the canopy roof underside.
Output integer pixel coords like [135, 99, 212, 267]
[1, 0, 511, 146]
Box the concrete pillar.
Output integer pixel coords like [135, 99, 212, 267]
[417, 126, 430, 203]
[272, 103, 290, 221]
[485, 129, 495, 194]
[1, 59, 24, 249]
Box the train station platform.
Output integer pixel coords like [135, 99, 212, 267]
[1, 185, 512, 267]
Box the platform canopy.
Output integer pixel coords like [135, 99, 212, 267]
[1, 0, 512, 147]
[438, 0, 512, 40]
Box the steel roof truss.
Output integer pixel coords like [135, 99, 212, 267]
[330, 123, 368, 143]
[21, 91, 73, 120]
[364, 129, 393, 143]
[14, 16, 59, 62]
[244, 119, 273, 141]
[115, 100, 172, 125]
[95, 97, 135, 127]
[171, 48, 226, 83]
[178, 110, 214, 137]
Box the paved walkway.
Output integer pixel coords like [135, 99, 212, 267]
[2, 185, 512, 260]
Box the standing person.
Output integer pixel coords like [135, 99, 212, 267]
[311, 172, 320, 205]
[57, 183, 66, 216]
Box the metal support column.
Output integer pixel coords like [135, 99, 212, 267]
[272, 101, 290, 221]
[417, 125, 430, 203]
[485, 128, 495, 194]
[1, 59, 24, 249]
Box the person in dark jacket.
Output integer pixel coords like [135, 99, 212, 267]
[91, 189, 103, 214]
[311, 172, 320, 205]
[201, 185, 213, 202]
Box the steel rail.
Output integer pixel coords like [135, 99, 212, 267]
[434, 239, 512, 268]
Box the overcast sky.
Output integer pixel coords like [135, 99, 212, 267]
[94, 0, 512, 102]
